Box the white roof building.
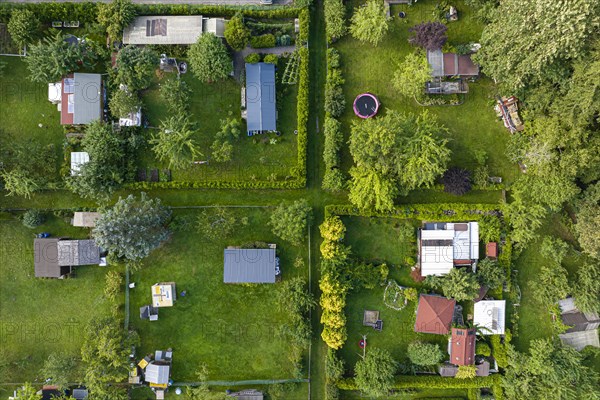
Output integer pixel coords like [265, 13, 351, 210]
[70, 152, 90, 176]
[419, 222, 479, 276]
[119, 108, 142, 127]
[123, 16, 225, 45]
[152, 282, 176, 307]
[473, 300, 506, 335]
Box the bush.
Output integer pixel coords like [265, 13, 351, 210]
[476, 342, 491, 357]
[22, 209, 45, 228]
[263, 54, 278, 64]
[104, 270, 123, 303]
[407, 342, 444, 366]
[245, 53, 261, 63]
[442, 167, 472, 195]
[269, 199, 312, 245]
[477, 258, 505, 289]
[223, 13, 250, 50]
[320, 216, 346, 242]
[250, 33, 276, 48]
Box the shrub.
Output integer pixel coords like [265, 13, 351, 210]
[456, 365, 478, 379]
[477, 258, 505, 289]
[407, 342, 443, 366]
[245, 53, 261, 64]
[109, 89, 140, 118]
[324, 85, 345, 118]
[22, 209, 45, 228]
[355, 347, 398, 397]
[408, 22, 448, 50]
[188, 33, 232, 82]
[104, 270, 123, 302]
[320, 216, 346, 242]
[476, 342, 491, 357]
[442, 167, 472, 195]
[263, 54, 278, 64]
[250, 34, 276, 48]
[269, 199, 312, 245]
[159, 77, 191, 113]
[223, 13, 250, 51]
[325, 348, 345, 384]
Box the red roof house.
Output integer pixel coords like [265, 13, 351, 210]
[450, 328, 476, 366]
[414, 294, 456, 335]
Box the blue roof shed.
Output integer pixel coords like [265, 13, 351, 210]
[245, 63, 277, 134]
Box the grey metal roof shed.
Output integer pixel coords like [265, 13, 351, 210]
[145, 363, 170, 385]
[245, 63, 277, 134]
[224, 248, 277, 283]
[72, 73, 102, 125]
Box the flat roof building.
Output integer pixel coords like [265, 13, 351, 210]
[34, 238, 101, 278]
[123, 16, 225, 45]
[419, 222, 479, 276]
[245, 63, 277, 135]
[152, 282, 176, 307]
[57, 73, 102, 125]
[473, 300, 506, 335]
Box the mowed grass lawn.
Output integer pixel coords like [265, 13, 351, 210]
[130, 208, 309, 381]
[0, 213, 114, 384]
[336, 0, 520, 184]
[0, 56, 65, 181]
[140, 59, 298, 183]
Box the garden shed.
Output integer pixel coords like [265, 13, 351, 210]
[152, 282, 176, 307]
[557, 297, 600, 350]
[245, 63, 277, 135]
[72, 212, 101, 228]
[34, 238, 101, 278]
[473, 300, 506, 335]
[223, 248, 277, 283]
[70, 152, 90, 176]
[123, 16, 225, 45]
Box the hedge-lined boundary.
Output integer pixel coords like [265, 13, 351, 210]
[338, 374, 503, 396]
[0, 3, 309, 191]
[324, 203, 502, 220]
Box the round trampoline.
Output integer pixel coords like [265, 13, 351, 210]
[353, 93, 380, 119]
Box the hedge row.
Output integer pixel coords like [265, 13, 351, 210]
[250, 33, 277, 48]
[322, 49, 346, 192]
[325, 203, 502, 221]
[0, 2, 98, 24]
[126, 178, 304, 190]
[337, 374, 501, 391]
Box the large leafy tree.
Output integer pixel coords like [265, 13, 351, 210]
[24, 33, 86, 83]
[575, 203, 600, 260]
[476, 258, 505, 289]
[115, 45, 159, 91]
[269, 199, 313, 246]
[427, 268, 480, 301]
[325, 0, 347, 43]
[97, 0, 136, 41]
[349, 0, 388, 46]
[188, 33, 232, 82]
[407, 342, 443, 366]
[224, 13, 250, 51]
[442, 167, 472, 195]
[40, 353, 76, 391]
[530, 262, 570, 305]
[392, 51, 432, 99]
[81, 318, 137, 400]
[66, 122, 125, 201]
[151, 114, 202, 169]
[408, 22, 448, 51]
[92, 193, 171, 262]
[109, 89, 140, 118]
[573, 263, 600, 313]
[14, 383, 41, 400]
[348, 110, 450, 211]
[355, 347, 397, 398]
[473, 0, 600, 92]
[0, 141, 56, 199]
[8, 9, 39, 49]
[503, 339, 600, 400]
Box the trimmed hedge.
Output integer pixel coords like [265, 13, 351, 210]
[325, 203, 502, 220]
[338, 374, 501, 390]
[135, 4, 303, 18]
[0, 2, 98, 24]
[250, 33, 276, 48]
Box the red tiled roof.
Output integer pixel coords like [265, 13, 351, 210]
[486, 242, 498, 258]
[450, 328, 476, 366]
[414, 294, 456, 335]
[442, 53, 479, 76]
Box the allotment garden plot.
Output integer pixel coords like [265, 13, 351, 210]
[130, 208, 308, 381]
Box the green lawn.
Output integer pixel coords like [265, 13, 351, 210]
[338, 217, 446, 370]
[340, 388, 469, 399]
[139, 58, 298, 184]
[335, 0, 520, 185]
[130, 208, 309, 382]
[0, 213, 114, 384]
[0, 56, 65, 181]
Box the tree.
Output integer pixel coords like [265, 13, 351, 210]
[186, 364, 228, 400]
[104, 270, 123, 303]
[81, 318, 137, 399]
[92, 193, 171, 262]
[0, 141, 56, 198]
[263, 54, 278, 64]
[151, 114, 202, 169]
[392, 51, 432, 99]
[14, 383, 41, 400]
[109, 89, 140, 118]
[159, 78, 191, 114]
[188, 33, 232, 82]
[573, 263, 600, 314]
[349, 0, 388, 46]
[115, 45, 159, 91]
[97, 0, 136, 41]
[427, 268, 480, 301]
[455, 365, 477, 379]
[504, 199, 547, 247]
[196, 207, 237, 240]
[354, 348, 397, 398]
[502, 339, 600, 400]
[575, 201, 600, 259]
[24, 33, 86, 83]
[476, 258, 505, 289]
[8, 9, 39, 49]
[530, 263, 570, 305]
[66, 122, 125, 201]
[407, 342, 443, 366]
[245, 53, 261, 64]
[224, 13, 250, 51]
[40, 353, 76, 391]
[22, 210, 45, 229]
[348, 110, 450, 211]
[269, 200, 313, 245]
[325, 348, 345, 384]
[320, 216, 346, 242]
[473, 0, 600, 92]
[442, 167, 472, 195]
[325, 0, 347, 43]
[539, 235, 570, 263]
[408, 22, 448, 51]
[211, 116, 241, 163]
